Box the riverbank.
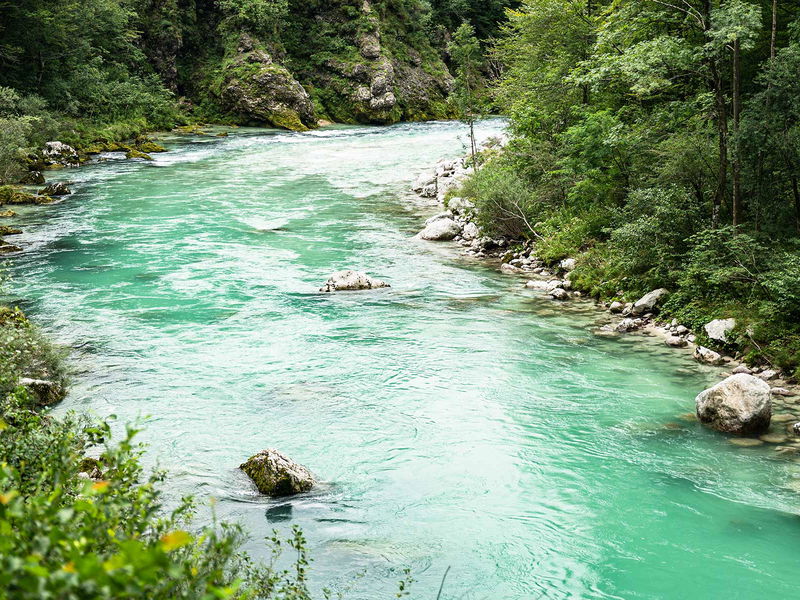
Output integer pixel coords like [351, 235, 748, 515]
[408, 145, 800, 449]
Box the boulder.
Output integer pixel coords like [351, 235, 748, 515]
[631, 288, 669, 315]
[609, 301, 624, 313]
[525, 280, 549, 290]
[758, 369, 779, 381]
[731, 365, 752, 375]
[42, 141, 79, 166]
[704, 318, 736, 343]
[694, 346, 725, 366]
[549, 287, 569, 301]
[240, 449, 315, 496]
[461, 222, 479, 240]
[19, 377, 65, 407]
[559, 258, 577, 271]
[500, 263, 523, 274]
[616, 318, 641, 333]
[665, 335, 688, 348]
[695, 374, 772, 434]
[447, 197, 475, 214]
[40, 182, 71, 196]
[412, 173, 435, 192]
[319, 270, 389, 292]
[771, 387, 796, 397]
[417, 218, 461, 241]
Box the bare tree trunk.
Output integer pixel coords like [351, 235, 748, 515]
[732, 38, 742, 230]
[469, 119, 477, 172]
[709, 60, 729, 229]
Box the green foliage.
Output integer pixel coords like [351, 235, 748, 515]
[457, 0, 800, 374]
[0, 310, 372, 599]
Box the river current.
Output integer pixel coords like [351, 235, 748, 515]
[8, 121, 800, 599]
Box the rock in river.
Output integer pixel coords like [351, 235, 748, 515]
[417, 217, 461, 241]
[240, 448, 315, 496]
[319, 270, 389, 292]
[695, 373, 772, 435]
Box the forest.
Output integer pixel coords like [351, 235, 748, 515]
[1, 0, 800, 598]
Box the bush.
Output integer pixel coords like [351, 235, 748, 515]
[0, 310, 335, 599]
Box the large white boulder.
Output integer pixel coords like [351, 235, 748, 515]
[695, 374, 772, 434]
[418, 217, 461, 241]
[704, 318, 736, 343]
[319, 270, 390, 292]
[631, 288, 669, 315]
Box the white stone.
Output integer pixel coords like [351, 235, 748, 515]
[319, 270, 390, 292]
[695, 374, 772, 434]
[631, 288, 669, 315]
[704, 318, 736, 343]
[694, 346, 725, 366]
[418, 218, 461, 241]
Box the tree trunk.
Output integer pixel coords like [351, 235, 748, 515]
[469, 119, 477, 172]
[709, 59, 729, 229]
[732, 38, 742, 230]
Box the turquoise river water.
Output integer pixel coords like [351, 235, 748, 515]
[7, 121, 800, 599]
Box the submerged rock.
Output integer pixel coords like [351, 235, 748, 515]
[240, 448, 315, 496]
[319, 270, 389, 292]
[695, 374, 772, 435]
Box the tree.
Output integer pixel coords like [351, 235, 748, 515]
[449, 23, 483, 170]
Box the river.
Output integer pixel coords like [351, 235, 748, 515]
[8, 121, 800, 599]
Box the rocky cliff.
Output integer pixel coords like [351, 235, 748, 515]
[154, 0, 455, 130]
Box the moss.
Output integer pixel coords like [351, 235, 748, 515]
[0, 185, 53, 206]
[0, 307, 30, 329]
[125, 149, 153, 160]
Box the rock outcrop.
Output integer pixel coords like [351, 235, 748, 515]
[218, 35, 317, 131]
[695, 374, 772, 434]
[319, 270, 390, 292]
[240, 449, 315, 496]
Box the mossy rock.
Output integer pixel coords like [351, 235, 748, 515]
[125, 149, 153, 160]
[0, 210, 16, 218]
[0, 226, 22, 236]
[0, 307, 30, 328]
[19, 171, 45, 185]
[135, 138, 167, 153]
[0, 186, 53, 206]
[240, 448, 315, 496]
[0, 240, 22, 254]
